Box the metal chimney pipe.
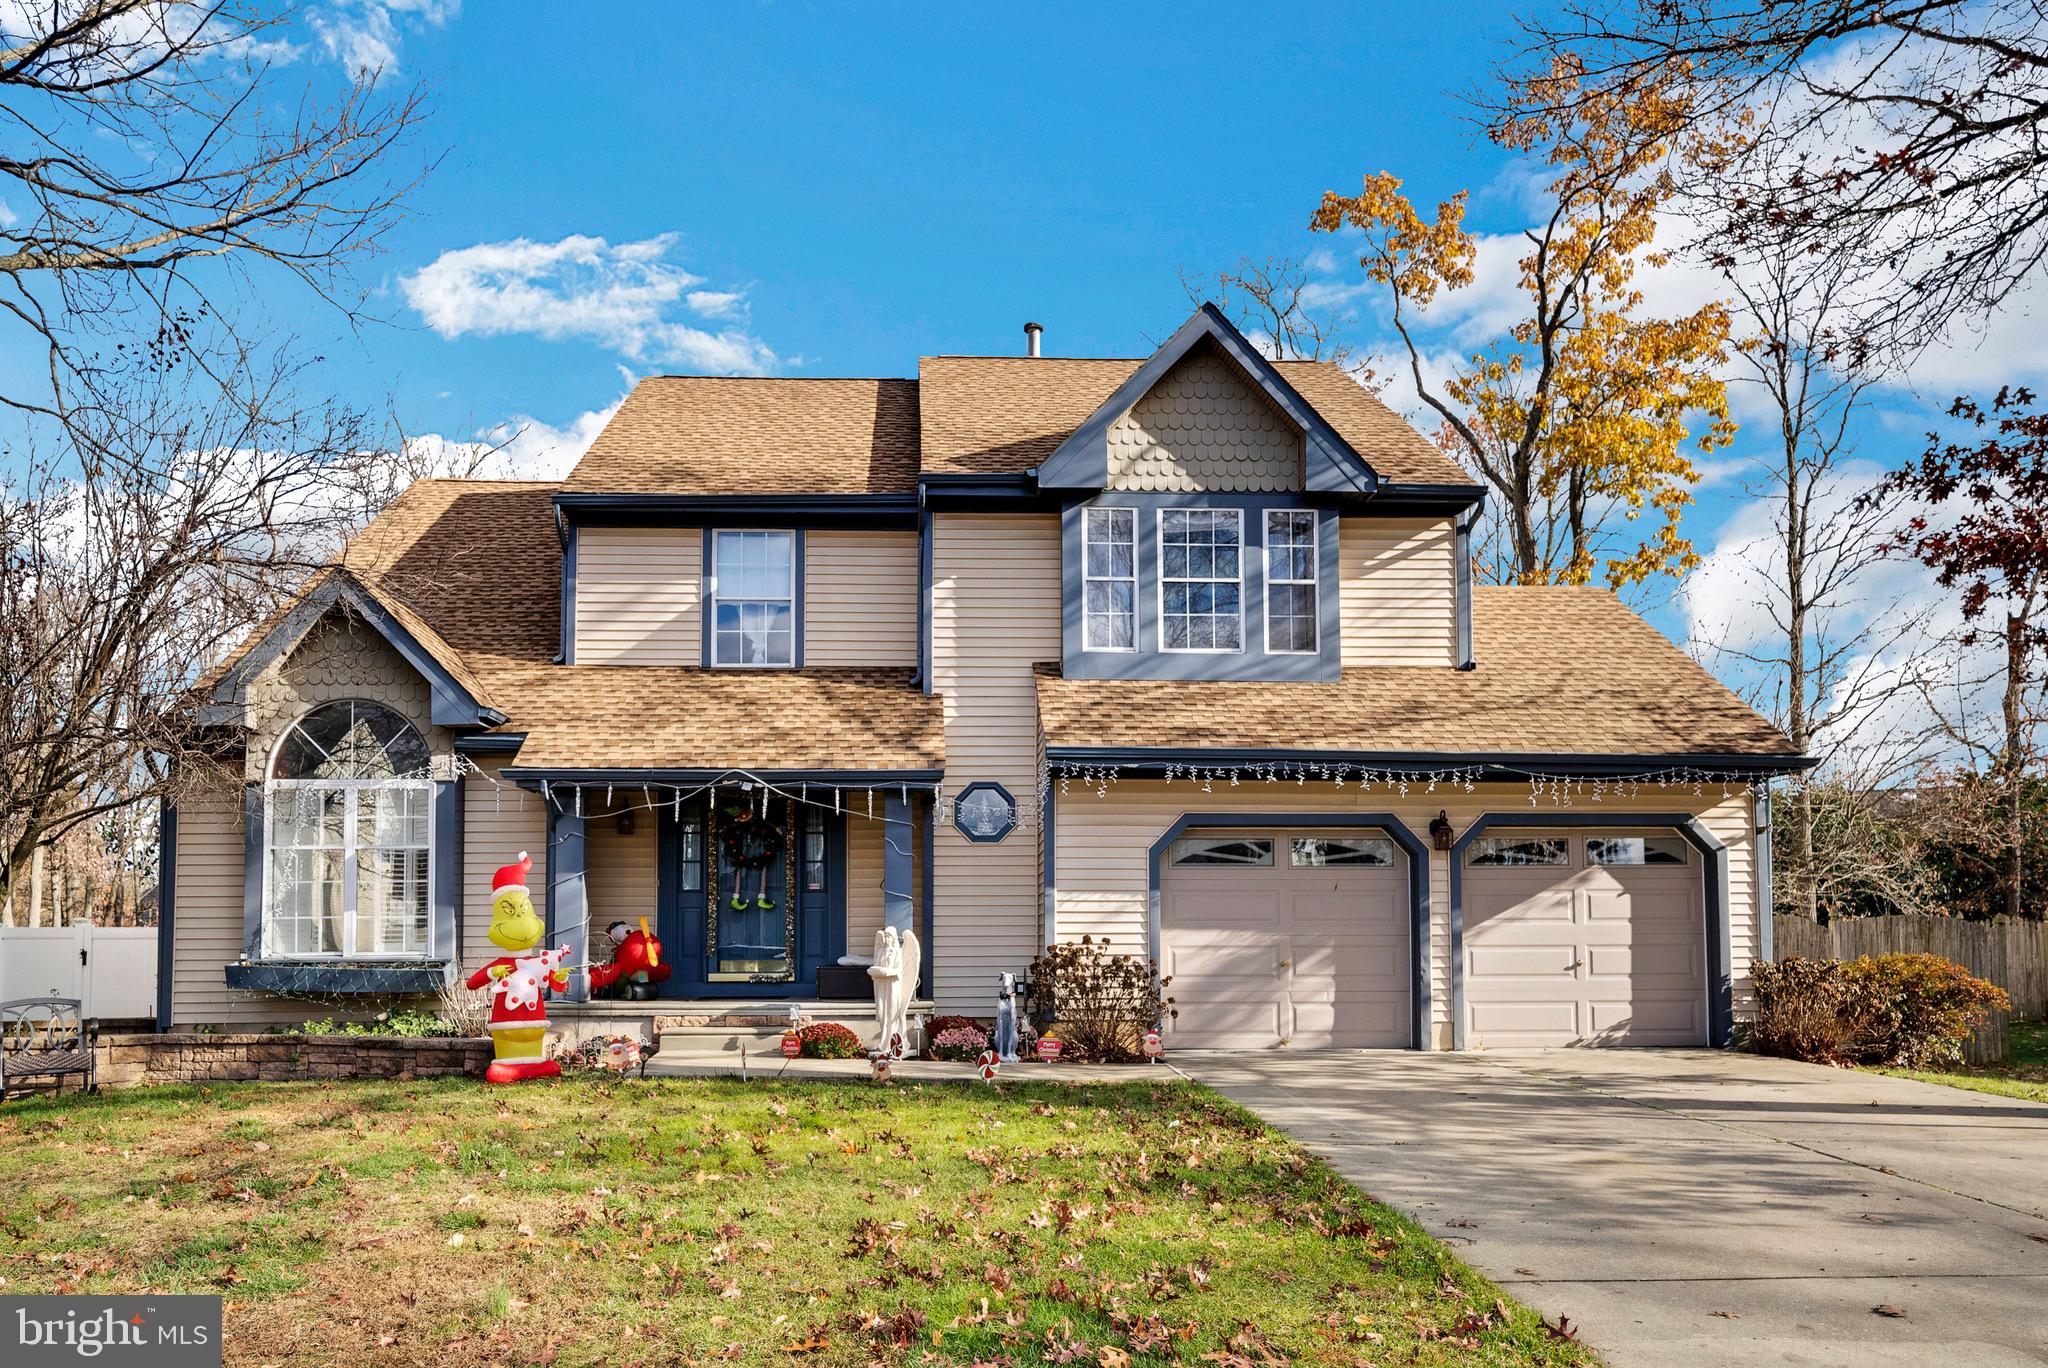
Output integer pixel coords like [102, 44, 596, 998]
[1023, 321, 1043, 357]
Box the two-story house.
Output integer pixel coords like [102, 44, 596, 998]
[161, 305, 1806, 1051]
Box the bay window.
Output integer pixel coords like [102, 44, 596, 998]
[265, 701, 433, 959]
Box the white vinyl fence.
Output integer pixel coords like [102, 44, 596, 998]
[1, 925, 158, 1022]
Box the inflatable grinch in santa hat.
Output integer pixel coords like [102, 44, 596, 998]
[466, 852, 570, 1083]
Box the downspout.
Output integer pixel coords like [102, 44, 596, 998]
[1454, 501, 1479, 670]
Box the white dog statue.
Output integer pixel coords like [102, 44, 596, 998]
[994, 971, 1021, 1063]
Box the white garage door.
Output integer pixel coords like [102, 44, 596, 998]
[1161, 830, 1409, 1050]
[1464, 830, 1706, 1048]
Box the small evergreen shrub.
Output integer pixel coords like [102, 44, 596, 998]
[1750, 953, 2007, 1068]
[795, 1021, 864, 1059]
[1025, 936, 1174, 1063]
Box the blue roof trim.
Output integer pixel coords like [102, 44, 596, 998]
[204, 573, 499, 729]
[501, 767, 944, 788]
[555, 492, 918, 530]
[1036, 303, 1380, 495]
[1045, 745, 1814, 778]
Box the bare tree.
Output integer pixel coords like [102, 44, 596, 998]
[1, 0, 426, 430]
[0, 2, 430, 915]
[1692, 244, 1932, 919]
[1180, 255, 1380, 384]
[1505, 0, 2048, 357]
[0, 351, 381, 910]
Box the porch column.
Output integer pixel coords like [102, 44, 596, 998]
[549, 804, 591, 1003]
[882, 789, 915, 937]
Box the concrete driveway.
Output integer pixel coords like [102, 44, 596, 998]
[1182, 1050, 2048, 1367]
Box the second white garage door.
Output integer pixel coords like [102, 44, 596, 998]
[1161, 829, 1410, 1050]
[1463, 830, 1707, 1048]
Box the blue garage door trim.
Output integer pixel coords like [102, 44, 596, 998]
[1146, 812, 1431, 1050]
[1448, 812, 1731, 1050]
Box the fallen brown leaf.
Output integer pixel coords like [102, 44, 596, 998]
[1874, 1304, 1908, 1318]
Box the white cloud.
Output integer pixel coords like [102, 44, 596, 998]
[402, 233, 776, 375]
[310, 0, 456, 78]
[402, 390, 624, 484]
[685, 290, 746, 320]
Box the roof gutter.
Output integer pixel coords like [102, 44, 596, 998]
[1044, 744, 1816, 780]
[552, 492, 920, 529]
[500, 766, 945, 788]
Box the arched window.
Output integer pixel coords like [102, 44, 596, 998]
[265, 701, 434, 958]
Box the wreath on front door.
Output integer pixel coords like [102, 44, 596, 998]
[719, 806, 785, 912]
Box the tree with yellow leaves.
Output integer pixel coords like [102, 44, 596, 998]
[1312, 60, 1735, 588]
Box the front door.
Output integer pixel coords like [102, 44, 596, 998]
[661, 793, 842, 996]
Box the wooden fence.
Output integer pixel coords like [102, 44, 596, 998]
[1773, 914, 2046, 1064]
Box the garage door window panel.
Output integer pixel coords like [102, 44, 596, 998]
[1169, 837, 1273, 867]
[1587, 836, 1688, 866]
[1466, 837, 1568, 867]
[1292, 836, 1392, 867]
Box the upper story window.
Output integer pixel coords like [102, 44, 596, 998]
[1159, 508, 1242, 652]
[712, 530, 795, 667]
[1082, 508, 1137, 651]
[265, 701, 433, 959]
[1265, 510, 1318, 654]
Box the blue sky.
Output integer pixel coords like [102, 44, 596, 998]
[25, 2, 2046, 688]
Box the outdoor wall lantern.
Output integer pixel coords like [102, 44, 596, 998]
[1429, 811, 1455, 851]
[616, 809, 636, 837]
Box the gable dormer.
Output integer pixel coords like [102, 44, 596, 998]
[1041, 307, 1380, 684]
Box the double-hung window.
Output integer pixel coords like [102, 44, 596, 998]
[1082, 508, 1136, 650]
[1159, 508, 1243, 652]
[1264, 510, 1319, 653]
[711, 530, 796, 667]
[266, 701, 433, 959]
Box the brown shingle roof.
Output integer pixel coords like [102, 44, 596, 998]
[565, 377, 921, 494]
[1034, 587, 1798, 760]
[502, 665, 942, 772]
[560, 355, 1474, 494]
[250, 479, 943, 772]
[916, 355, 1475, 486]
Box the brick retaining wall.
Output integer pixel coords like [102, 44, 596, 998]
[97, 1032, 492, 1087]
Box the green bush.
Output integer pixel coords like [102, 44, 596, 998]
[1750, 953, 2008, 1068]
[287, 1008, 467, 1039]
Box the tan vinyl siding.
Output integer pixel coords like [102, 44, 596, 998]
[574, 526, 702, 665]
[930, 513, 1061, 1008]
[169, 766, 300, 1028]
[585, 796, 659, 930]
[844, 807, 923, 955]
[461, 758, 549, 969]
[1339, 517, 1457, 666]
[1106, 346, 1302, 492]
[1050, 781, 1759, 1050]
[805, 530, 918, 665]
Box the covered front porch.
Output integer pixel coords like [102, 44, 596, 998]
[504, 769, 936, 1006]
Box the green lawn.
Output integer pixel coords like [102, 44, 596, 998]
[1880, 1018, 2048, 1104]
[0, 1076, 1594, 1368]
